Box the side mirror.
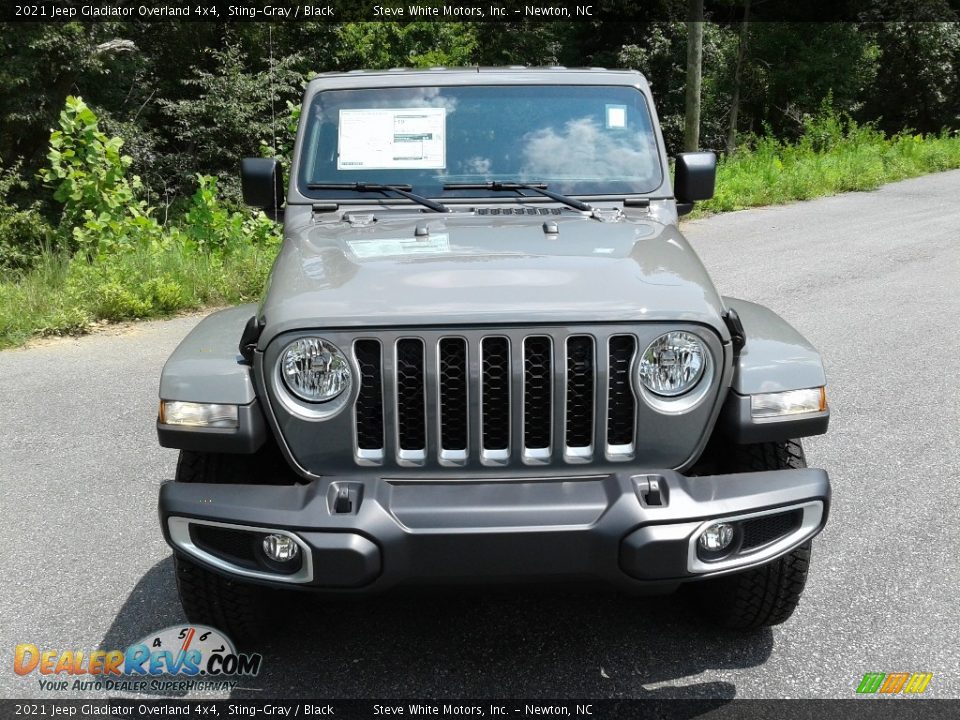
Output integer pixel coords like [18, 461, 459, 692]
[674, 151, 716, 216]
[241, 158, 284, 212]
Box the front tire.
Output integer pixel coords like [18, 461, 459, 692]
[174, 555, 267, 647]
[689, 439, 814, 630]
[172, 450, 276, 646]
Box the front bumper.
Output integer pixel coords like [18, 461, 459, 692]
[159, 468, 830, 593]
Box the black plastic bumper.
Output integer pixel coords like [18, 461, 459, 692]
[159, 467, 830, 593]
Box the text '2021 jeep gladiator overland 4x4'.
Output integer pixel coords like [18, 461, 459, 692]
[156, 68, 831, 640]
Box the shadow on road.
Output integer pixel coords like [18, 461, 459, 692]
[100, 557, 775, 703]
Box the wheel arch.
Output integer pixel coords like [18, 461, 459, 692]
[157, 305, 270, 454]
[712, 298, 830, 446]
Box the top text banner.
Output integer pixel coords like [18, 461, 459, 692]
[4, 0, 959, 23]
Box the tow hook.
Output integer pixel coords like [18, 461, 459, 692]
[633, 475, 667, 507]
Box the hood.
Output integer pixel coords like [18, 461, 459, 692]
[258, 209, 729, 346]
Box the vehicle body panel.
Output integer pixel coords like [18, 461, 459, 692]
[723, 297, 827, 395]
[159, 466, 830, 592]
[159, 305, 258, 404]
[258, 209, 730, 347]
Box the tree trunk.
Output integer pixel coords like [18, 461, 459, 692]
[726, 0, 751, 155]
[684, 0, 705, 152]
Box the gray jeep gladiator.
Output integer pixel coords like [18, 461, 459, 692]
[156, 68, 831, 639]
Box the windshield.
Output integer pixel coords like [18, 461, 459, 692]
[298, 84, 663, 200]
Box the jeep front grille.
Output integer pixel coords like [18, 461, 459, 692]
[351, 330, 642, 467]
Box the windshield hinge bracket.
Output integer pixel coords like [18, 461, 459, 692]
[723, 308, 747, 354]
[238, 316, 265, 365]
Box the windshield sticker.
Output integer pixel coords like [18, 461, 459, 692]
[338, 108, 446, 170]
[606, 104, 627, 129]
[347, 234, 451, 260]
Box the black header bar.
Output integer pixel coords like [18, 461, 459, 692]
[3, 0, 960, 23]
[2, 699, 960, 719]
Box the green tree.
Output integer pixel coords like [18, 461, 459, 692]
[40, 96, 161, 257]
[618, 22, 732, 153]
[862, 22, 960, 134]
[161, 42, 304, 200]
[474, 22, 562, 65]
[330, 22, 478, 69]
[738, 23, 878, 139]
[0, 160, 52, 271]
[0, 23, 138, 205]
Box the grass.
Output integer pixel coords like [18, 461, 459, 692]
[0, 242, 274, 350]
[3, 123, 960, 350]
[696, 128, 960, 215]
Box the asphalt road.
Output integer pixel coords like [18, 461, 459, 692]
[2, 170, 959, 701]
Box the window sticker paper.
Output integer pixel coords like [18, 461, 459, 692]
[606, 104, 627, 129]
[347, 234, 451, 260]
[338, 108, 446, 170]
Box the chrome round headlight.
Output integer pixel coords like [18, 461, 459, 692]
[638, 331, 707, 397]
[280, 337, 352, 403]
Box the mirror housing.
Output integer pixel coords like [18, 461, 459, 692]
[674, 151, 716, 216]
[241, 158, 284, 212]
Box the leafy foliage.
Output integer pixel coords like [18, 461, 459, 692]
[0, 160, 52, 271]
[0, 99, 280, 347]
[259, 101, 301, 178]
[332, 22, 478, 69]
[700, 104, 960, 214]
[862, 21, 960, 136]
[160, 42, 305, 201]
[40, 96, 162, 257]
[4, 19, 959, 198]
[181, 174, 281, 252]
[2, 19, 960, 348]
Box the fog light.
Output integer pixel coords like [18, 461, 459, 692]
[262, 534, 300, 563]
[698, 522, 735, 552]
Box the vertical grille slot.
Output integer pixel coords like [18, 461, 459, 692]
[396, 339, 426, 452]
[354, 340, 384, 453]
[523, 336, 553, 453]
[565, 336, 595, 451]
[607, 335, 637, 451]
[481, 337, 510, 456]
[438, 338, 468, 452]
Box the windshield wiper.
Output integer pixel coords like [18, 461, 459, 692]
[306, 182, 449, 213]
[443, 181, 593, 212]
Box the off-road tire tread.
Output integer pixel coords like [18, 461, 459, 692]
[175, 556, 264, 646]
[173, 453, 270, 645]
[175, 450, 215, 483]
[701, 541, 812, 629]
[727, 439, 807, 473]
[175, 446, 297, 485]
[176, 450, 244, 484]
[692, 439, 813, 630]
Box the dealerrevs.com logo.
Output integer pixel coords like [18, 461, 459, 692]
[14, 625, 262, 693]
